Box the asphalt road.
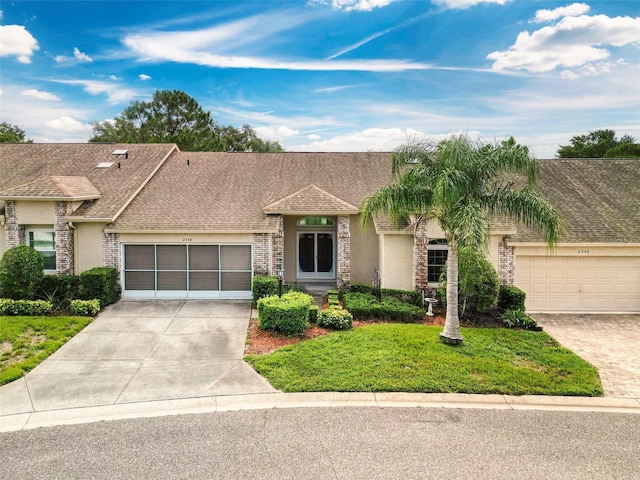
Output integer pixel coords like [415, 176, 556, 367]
[1, 407, 639, 479]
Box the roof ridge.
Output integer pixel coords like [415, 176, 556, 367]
[263, 184, 358, 212]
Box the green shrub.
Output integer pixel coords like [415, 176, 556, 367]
[349, 284, 422, 306]
[499, 285, 526, 311]
[0, 298, 53, 316]
[501, 309, 537, 330]
[69, 299, 100, 316]
[0, 245, 44, 300]
[39, 275, 81, 308]
[309, 305, 319, 323]
[258, 291, 313, 335]
[439, 247, 499, 315]
[79, 267, 118, 306]
[342, 292, 425, 323]
[317, 307, 353, 330]
[252, 275, 279, 307]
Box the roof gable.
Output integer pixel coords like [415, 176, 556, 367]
[263, 184, 358, 214]
[0, 176, 100, 200]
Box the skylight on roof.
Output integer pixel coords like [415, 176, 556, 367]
[96, 162, 114, 168]
[112, 149, 128, 156]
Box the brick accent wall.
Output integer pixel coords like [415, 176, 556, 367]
[4, 200, 24, 248]
[54, 201, 75, 274]
[498, 240, 515, 285]
[413, 221, 429, 290]
[102, 232, 121, 273]
[253, 233, 272, 275]
[272, 215, 284, 275]
[337, 215, 351, 287]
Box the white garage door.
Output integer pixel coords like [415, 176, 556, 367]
[516, 255, 640, 313]
[123, 244, 252, 299]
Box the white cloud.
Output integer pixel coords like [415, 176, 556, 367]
[52, 79, 139, 104]
[44, 116, 92, 132]
[307, 134, 321, 140]
[487, 14, 640, 75]
[534, 3, 590, 23]
[109, 75, 120, 80]
[21, 89, 61, 101]
[314, 84, 368, 93]
[122, 11, 430, 72]
[330, 0, 396, 12]
[138, 74, 151, 81]
[431, 0, 510, 10]
[254, 125, 300, 139]
[288, 127, 429, 151]
[55, 47, 92, 63]
[0, 25, 39, 63]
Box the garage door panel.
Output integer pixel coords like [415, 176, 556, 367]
[189, 245, 219, 270]
[157, 271, 187, 290]
[125, 245, 155, 270]
[157, 245, 187, 270]
[516, 255, 640, 313]
[221, 272, 251, 291]
[125, 271, 155, 290]
[189, 271, 220, 291]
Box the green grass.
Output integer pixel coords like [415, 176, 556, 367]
[0, 315, 93, 386]
[246, 324, 603, 396]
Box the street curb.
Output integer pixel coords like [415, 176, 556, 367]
[2, 392, 639, 432]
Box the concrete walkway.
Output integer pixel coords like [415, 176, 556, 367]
[0, 300, 275, 418]
[534, 314, 640, 398]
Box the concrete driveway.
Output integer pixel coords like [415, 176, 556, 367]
[534, 314, 640, 398]
[0, 300, 275, 416]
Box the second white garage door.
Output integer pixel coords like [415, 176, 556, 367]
[516, 255, 640, 313]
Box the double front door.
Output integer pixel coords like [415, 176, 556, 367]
[297, 232, 335, 279]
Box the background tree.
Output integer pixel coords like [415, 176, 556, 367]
[362, 135, 561, 344]
[557, 129, 639, 158]
[0, 122, 33, 143]
[90, 90, 282, 152]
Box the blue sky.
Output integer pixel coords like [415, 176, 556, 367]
[1, 0, 639, 157]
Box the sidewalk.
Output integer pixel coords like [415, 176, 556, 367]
[2, 391, 639, 432]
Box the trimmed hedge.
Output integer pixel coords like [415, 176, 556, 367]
[258, 291, 314, 335]
[317, 307, 353, 330]
[39, 275, 81, 306]
[349, 284, 422, 306]
[342, 292, 425, 323]
[252, 275, 279, 307]
[70, 299, 100, 316]
[0, 298, 53, 316]
[499, 285, 526, 311]
[79, 267, 118, 306]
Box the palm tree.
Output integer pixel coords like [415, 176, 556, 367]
[362, 135, 561, 344]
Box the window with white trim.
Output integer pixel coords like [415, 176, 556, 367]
[28, 230, 56, 271]
[427, 239, 448, 283]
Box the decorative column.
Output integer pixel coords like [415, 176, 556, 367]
[102, 232, 121, 272]
[498, 239, 515, 286]
[413, 221, 429, 290]
[337, 215, 351, 287]
[4, 200, 24, 248]
[271, 215, 284, 275]
[252, 233, 272, 275]
[54, 201, 75, 274]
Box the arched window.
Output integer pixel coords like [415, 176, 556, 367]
[296, 216, 335, 226]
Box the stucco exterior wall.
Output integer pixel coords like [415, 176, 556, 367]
[76, 222, 107, 273]
[15, 201, 55, 225]
[350, 215, 378, 285]
[379, 233, 414, 291]
[118, 232, 254, 244]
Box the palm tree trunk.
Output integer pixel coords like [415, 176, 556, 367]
[440, 240, 463, 345]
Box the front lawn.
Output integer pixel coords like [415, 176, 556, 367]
[0, 315, 93, 386]
[245, 324, 603, 396]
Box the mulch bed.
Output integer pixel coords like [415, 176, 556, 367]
[245, 306, 505, 355]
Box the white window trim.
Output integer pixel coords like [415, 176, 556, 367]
[427, 239, 449, 285]
[27, 228, 56, 272]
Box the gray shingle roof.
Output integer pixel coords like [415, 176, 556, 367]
[0, 143, 177, 220]
[108, 152, 393, 231]
[0, 176, 100, 200]
[511, 159, 640, 243]
[264, 184, 359, 214]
